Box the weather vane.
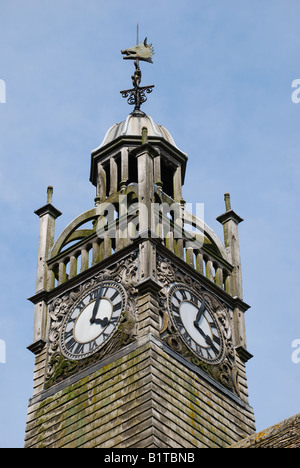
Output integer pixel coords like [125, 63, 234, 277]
[120, 24, 154, 114]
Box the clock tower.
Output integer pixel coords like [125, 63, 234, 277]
[25, 38, 255, 448]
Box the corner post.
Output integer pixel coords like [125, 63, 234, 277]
[216, 193, 249, 353]
[216, 193, 244, 299]
[29, 187, 62, 353]
[131, 127, 159, 238]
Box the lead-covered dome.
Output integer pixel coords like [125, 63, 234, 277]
[98, 112, 179, 149]
[90, 111, 187, 189]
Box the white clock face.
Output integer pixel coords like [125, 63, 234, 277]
[60, 281, 126, 361]
[168, 285, 224, 364]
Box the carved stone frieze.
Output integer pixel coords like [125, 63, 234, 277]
[157, 255, 240, 396]
[45, 253, 138, 389]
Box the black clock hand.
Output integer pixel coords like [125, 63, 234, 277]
[93, 316, 109, 327]
[90, 287, 103, 324]
[195, 324, 219, 354]
[195, 323, 207, 340]
[195, 323, 214, 347]
[193, 299, 206, 328]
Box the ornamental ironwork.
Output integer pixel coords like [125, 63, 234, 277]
[120, 26, 154, 114]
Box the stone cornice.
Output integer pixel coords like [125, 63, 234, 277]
[34, 203, 62, 219]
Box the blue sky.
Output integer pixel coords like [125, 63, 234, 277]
[0, 0, 299, 448]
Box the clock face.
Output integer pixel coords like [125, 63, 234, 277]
[60, 281, 126, 360]
[168, 285, 224, 364]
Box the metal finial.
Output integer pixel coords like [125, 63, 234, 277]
[120, 29, 155, 114]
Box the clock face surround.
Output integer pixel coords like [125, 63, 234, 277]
[168, 284, 225, 364]
[60, 281, 126, 361]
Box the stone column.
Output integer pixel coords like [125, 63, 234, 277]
[154, 153, 163, 188]
[120, 147, 129, 189]
[97, 162, 107, 202]
[173, 165, 182, 202]
[109, 157, 118, 196]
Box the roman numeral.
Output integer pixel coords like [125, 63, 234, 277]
[113, 302, 122, 312]
[89, 340, 98, 352]
[183, 331, 192, 345]
[110, 290, 119, 302]
[65, 337, 77, 353]
[173, 314, 182, 327]
[89, 290, 98, 301]
[190, 293, 199, 305]
[64, 329, 74, 341]
[208, 320, 217, 330]
[74, 342, 85, 356]
[172, 293, 181, 304]
[76, 300, 86, 310]
[102, 331, 110, 341]
[212, 334, 220, 346]
[101, 286, 109, 297]
[195, 343, 203, 356]
[181, 289, 188, 300]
